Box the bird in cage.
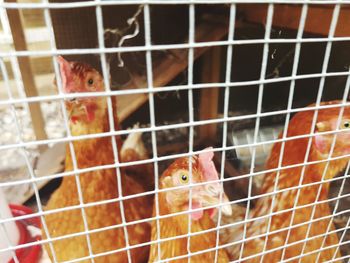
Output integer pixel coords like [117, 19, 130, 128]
[148, 148, 232, 262]
[43, 56, 153, 263]
[120, 125, 154, 192]
[217, 100, 349, 262]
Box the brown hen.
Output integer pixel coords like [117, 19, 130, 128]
[43, 57, 152, 263]
[219, 100, 349, 262]
[148, 149, 232, 262]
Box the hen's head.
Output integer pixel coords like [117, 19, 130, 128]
[57, 56, 107, 127]
[160, 148, 232, 220]
[283, 100, 350, 163]
[312, 101, 350, 158]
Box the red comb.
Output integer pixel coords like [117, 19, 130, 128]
[57, 56, 72, 93]
[198, 147, 219, 181]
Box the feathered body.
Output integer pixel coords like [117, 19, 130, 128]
[220, 101, 349, 262]
[44, 57, 151, 263]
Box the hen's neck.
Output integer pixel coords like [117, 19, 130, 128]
[63, 110, 120, 189]
[69, 108, 109, 135]
[60, 110, 123, 204]
[262, 138, 347, 196]
[254, 139, 348, 222]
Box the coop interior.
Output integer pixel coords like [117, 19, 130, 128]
[1, 2, 350, 263]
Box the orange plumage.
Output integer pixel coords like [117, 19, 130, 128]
[43, 57, 152, 263]
[219, 100, 350, 262]
[148, 149, 232, 262]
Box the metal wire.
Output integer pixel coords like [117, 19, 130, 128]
[214, 3, 236, 263]
[143, 4, 162, 261]
[186, 3, 195, 262]
[0, 222, 19, 263]
[2, 70, 350, 107]
[0, 58, 21, 263]
[238, 3, 274, 261]
[268, 4, 308, 261]
[96, 1, 133, 261]
[331, 209, 350, 261]
[0, 126, 349, 194]
[51, 34, 96, 263]
[296, 5, 341, 262]
[4, 37, 350, 58]
[1, 1, 350, 262]
[314, 69, 350, 263]
[2, 0, 350, 10]
[0, 175, 349, 256]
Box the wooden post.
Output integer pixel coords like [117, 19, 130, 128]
[5, 0, 48, 152]
[198, 46, 221, 145]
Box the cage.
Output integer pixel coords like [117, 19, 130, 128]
[0, 0, 350, 262]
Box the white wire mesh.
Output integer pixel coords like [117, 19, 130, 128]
[0, 1, 350, 263]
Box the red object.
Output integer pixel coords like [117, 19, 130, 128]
[8, 204, 41, 263]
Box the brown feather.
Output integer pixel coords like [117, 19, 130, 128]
[43, 60, 151, 262]
[221, 101, 348, 262]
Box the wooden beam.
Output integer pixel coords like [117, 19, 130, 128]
[198, 46, 221, 145]
[5, 0, 48, 152]
[117, 17, 229, 122]
[238, 4, 350, 37]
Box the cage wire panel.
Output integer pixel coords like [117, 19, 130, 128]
[1, 1, 350, 263]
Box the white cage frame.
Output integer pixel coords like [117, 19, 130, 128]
[0, 1, 350, 263]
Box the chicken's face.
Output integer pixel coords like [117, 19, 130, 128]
[314, 106, 350, 158]
[57, 56, 107, 126]
[160, 148, 232, 220]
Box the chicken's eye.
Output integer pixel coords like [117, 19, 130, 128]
[180, 174, 188, 183]
[343, 121, 350, 129]
[87, 78, 94, 85]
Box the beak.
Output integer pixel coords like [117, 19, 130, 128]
[195, 148, 232, 217]
[316, 122, 326, 132]
[194, 182, 232, 216]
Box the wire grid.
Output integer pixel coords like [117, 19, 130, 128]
[214, 3, 236, 263]
[143, 3, 162, 261]
[0, 1, 350, 263]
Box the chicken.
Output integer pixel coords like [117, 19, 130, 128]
[120, 126, 154, 192]
[218, 100, 350, 262]
[43, 56, 152, 263]
[148, 148, 232, 262]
